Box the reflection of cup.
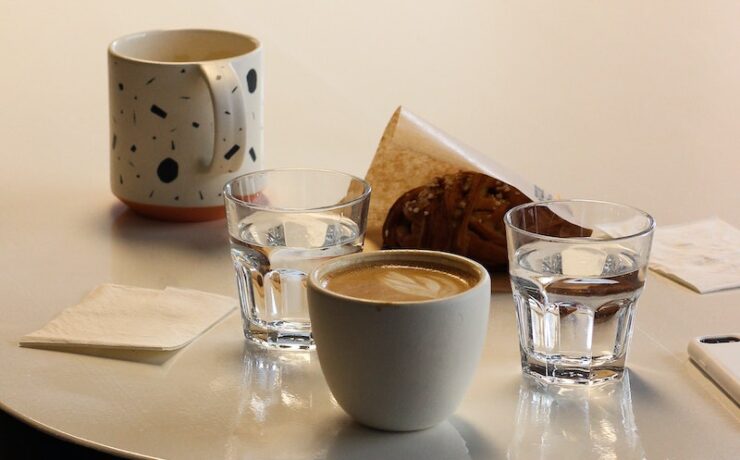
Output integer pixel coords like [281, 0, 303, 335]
[109, 29, 263, 222]
[504, 200, 655, 385]
[307, 250, 490, 431]
[327, 420, 470, 460]
[508, 373, 645, 459]
[224, 169, 371, 350]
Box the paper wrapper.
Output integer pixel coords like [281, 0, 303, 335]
[365, 106, 552, 291]
[365, 107, 551, 246]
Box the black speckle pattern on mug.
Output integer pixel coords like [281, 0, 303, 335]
[150, 104, 168, 119]
[224, 145, 240, 160]
[157, 158, 179, 183]
[247, 69, 258, 93]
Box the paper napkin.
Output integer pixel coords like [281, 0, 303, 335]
[649, 218, 740, 294]
[19, 284, 237, 351]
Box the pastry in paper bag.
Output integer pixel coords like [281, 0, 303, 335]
[365, 107, 564, 276]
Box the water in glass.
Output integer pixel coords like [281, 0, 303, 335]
[230, 212, 362, 349]
[510, 241, 646, 384]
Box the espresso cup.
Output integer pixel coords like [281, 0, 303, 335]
[108, 29, 263, 221]
[307, 250, 491, 431]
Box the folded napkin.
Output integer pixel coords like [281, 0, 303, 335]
[649, 218, 740, 294]
[19, 284, 237, 351]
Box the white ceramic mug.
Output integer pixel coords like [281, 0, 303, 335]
[108, 29, 263, 221]
[307, 250, 491, 431]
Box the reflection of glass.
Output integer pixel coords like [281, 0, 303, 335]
[327, 420, 471, 460]
[508, 373, 646, 460]
[225, 343, 340, 459]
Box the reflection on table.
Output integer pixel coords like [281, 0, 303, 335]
[223, 342, 479, 460]
[508, 372, 645, 460]
[327, 420, 470, 460]
[225, 343, 338, 458]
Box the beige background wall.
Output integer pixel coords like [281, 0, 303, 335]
[1, 1, 738, 225]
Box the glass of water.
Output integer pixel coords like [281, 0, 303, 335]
[224, 169, 371, 350]
[504, 200, 654, 385]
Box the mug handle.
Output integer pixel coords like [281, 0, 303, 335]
[198, 62, 247, 173]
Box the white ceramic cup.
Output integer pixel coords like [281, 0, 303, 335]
[307, 250, 491, 431]
[108, 29, 263, 221]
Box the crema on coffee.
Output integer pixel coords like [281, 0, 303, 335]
[321, 262, 476, 302]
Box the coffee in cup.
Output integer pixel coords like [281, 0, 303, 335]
[320, 261, 476, 302]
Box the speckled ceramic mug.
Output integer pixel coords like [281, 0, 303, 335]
[108, 29, 263, 221]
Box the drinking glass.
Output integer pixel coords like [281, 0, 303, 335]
[224, 169, 371, 350]
[504, 200, 654, 385]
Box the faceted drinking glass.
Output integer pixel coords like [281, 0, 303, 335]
[504, 200, 654, 385]
[224, 169, 371, 350]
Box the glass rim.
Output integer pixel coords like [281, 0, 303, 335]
[223, 168, 372, 213]
[503, 199, 655, 243]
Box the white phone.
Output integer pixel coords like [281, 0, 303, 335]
[687, 334, 740, 405]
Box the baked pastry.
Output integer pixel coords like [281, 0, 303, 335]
[382, 172, 530, 271]
[382, 171, 592, 271]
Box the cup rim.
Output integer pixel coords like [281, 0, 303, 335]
[223, 168, 372, 213]
[108, 29, 261, 65]
[308, 249, 490, 306]
[503, 199, 656, 243]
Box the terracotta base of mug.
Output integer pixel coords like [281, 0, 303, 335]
[118, 198, 225, 222]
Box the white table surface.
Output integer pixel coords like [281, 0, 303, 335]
[1, 1, 739, 459]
